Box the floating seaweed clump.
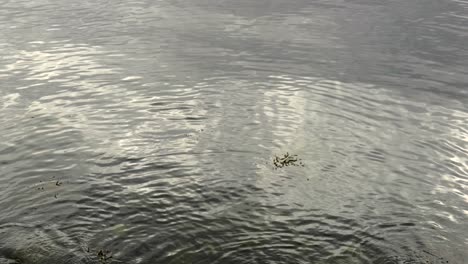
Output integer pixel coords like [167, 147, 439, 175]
[84, 247, 113, 264]
[273, 152, 304, 169]
[97, 249, 112, 264]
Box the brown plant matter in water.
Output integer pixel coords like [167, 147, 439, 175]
[97, 249, 112, 264]
[273, 152, 304, 168]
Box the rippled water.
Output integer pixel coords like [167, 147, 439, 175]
[0, 0, 467, 263]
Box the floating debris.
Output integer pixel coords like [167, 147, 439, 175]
[55, 180, 62, 186]
[97, 249, 113, 264]
[273, 152, 304, 169]
[81, 245, 114, 264]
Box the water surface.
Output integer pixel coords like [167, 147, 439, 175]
[0, 0, 467, 263]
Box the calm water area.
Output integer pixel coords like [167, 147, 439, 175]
[0, 0, 467, 263]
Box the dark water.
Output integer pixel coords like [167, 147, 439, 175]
[0, 0, 467, 263]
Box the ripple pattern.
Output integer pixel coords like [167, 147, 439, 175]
[0, 0, 467, 263]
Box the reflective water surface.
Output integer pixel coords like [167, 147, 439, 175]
[0, 0, 467, 263]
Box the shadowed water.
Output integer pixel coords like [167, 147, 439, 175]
[0, 0, 467, 263]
